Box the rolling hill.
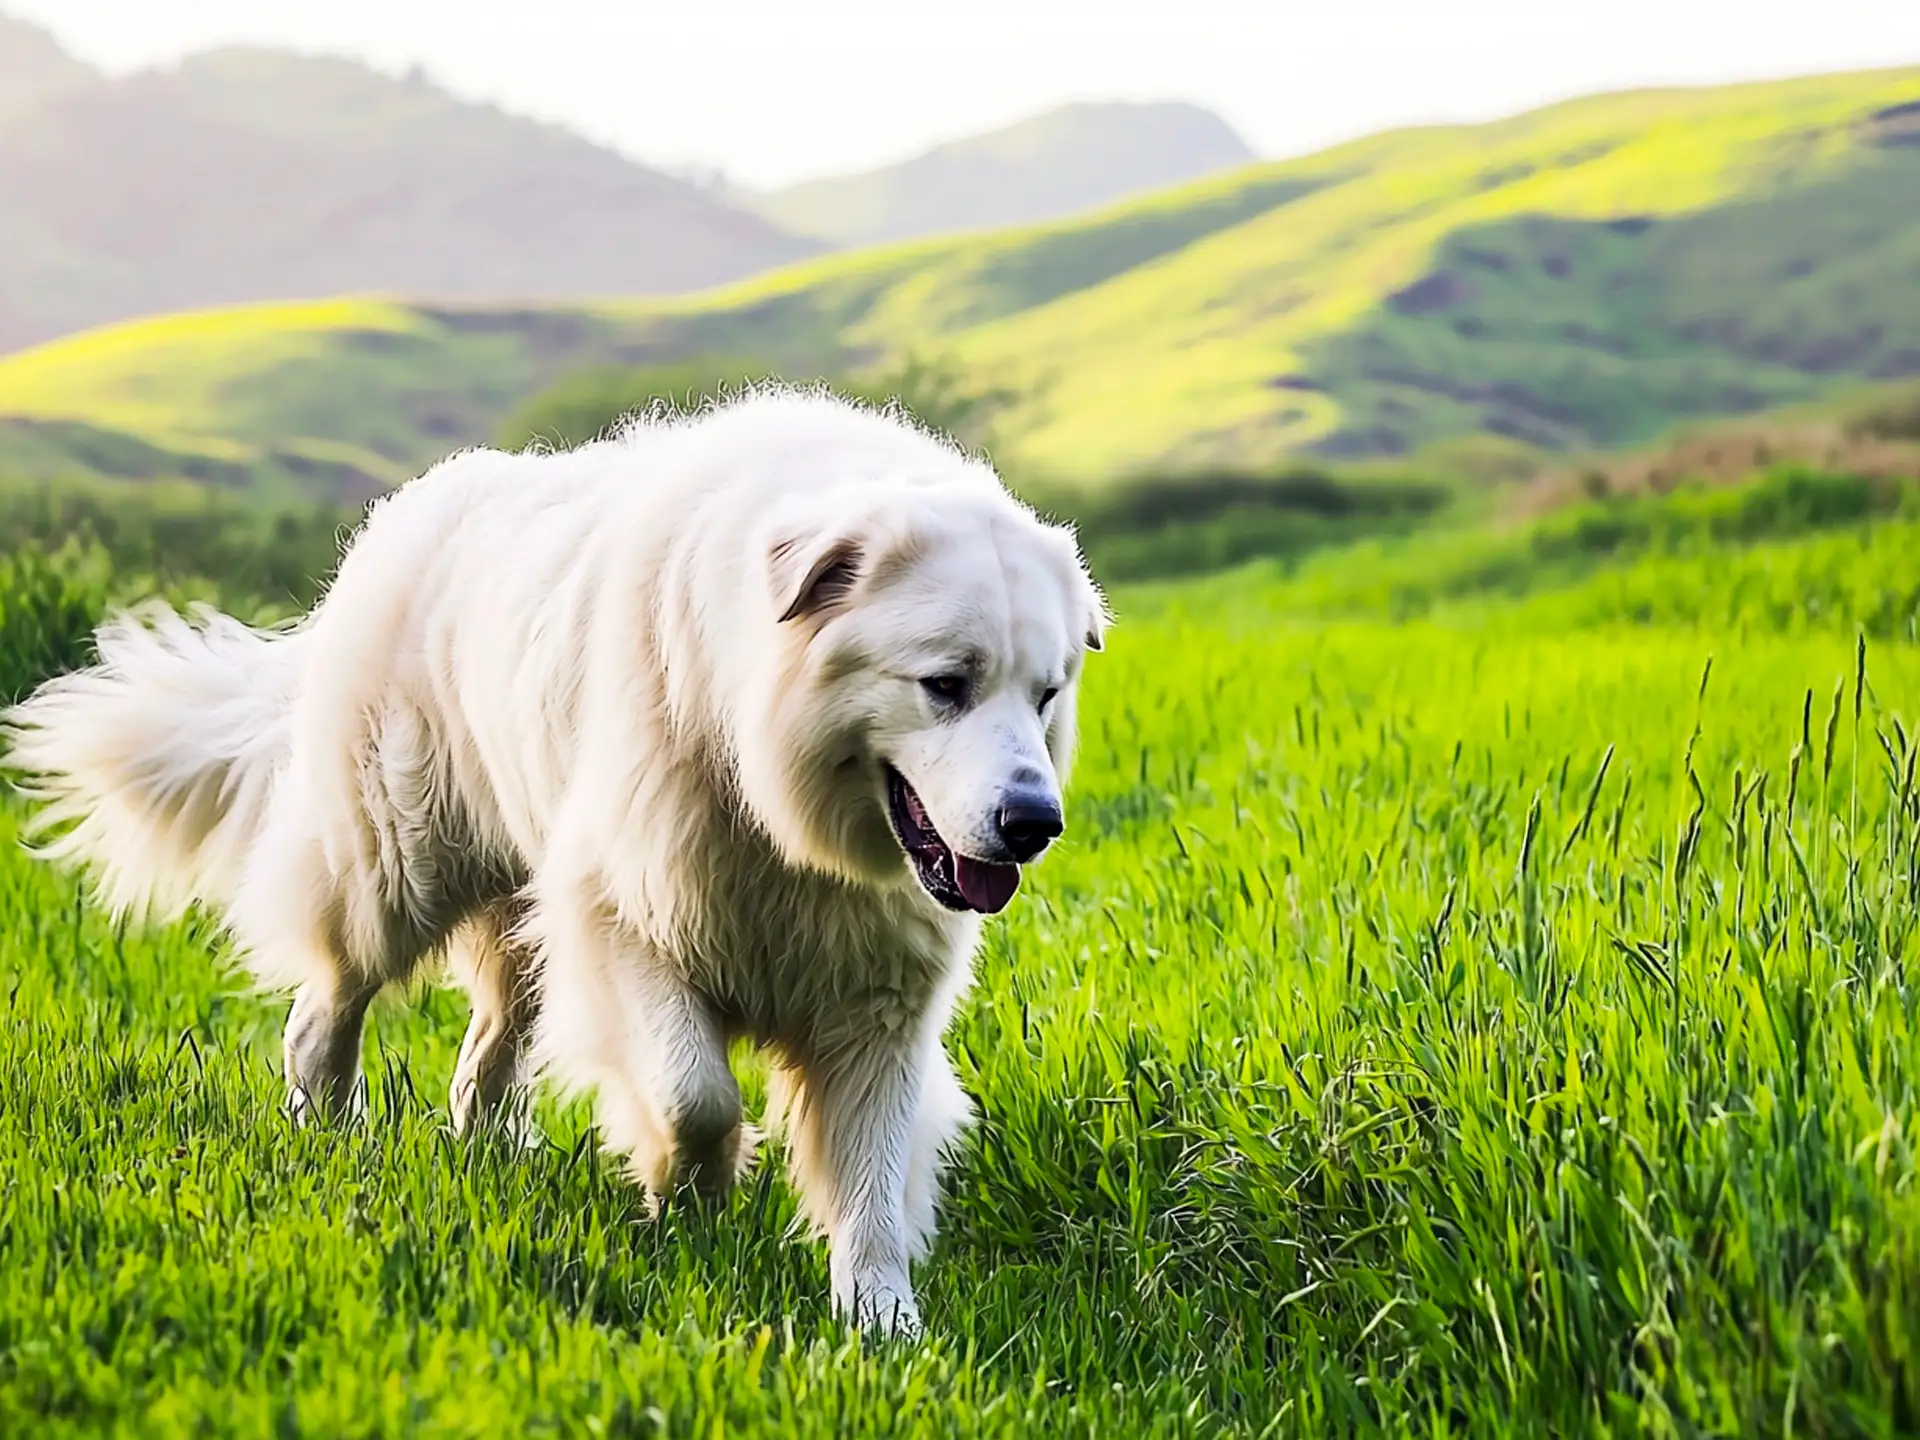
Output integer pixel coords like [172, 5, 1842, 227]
[2, 64, 1918, 496]
[0, 11, 95, 123]
[749, 101, 1256, 245]
[0, 17, 817, 353]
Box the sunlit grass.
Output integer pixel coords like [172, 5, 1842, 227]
[5, 497, 1920, 1432]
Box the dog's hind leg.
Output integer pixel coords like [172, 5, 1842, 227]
[446, 899, 540, 1140]
[281, 960, 383, 1124]
[236, 826, 438, 1127]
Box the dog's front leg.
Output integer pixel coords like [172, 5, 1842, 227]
[532, 881, 750, 1199]
[623, 956, 752, 1198]
[783, 1034, 929, 1336]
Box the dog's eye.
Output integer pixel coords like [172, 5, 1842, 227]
[1038, 687, 1059, 711]
[921, 674, 969, 704]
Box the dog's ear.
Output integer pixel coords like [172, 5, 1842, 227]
[768, 528, 864, 624]
[1084, 586, 1111, 652]
[1049, 522, 1109, 653]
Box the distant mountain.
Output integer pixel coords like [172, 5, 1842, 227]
[752, 101, 1256, 245]
[0, 14, 95, 123]
[0, 20, 818, 352]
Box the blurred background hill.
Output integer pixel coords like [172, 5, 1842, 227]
[0, 15, 818, 352]
[746, 100, 1256, 245]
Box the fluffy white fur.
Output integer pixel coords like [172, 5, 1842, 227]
[4, 388, 1106, 1334]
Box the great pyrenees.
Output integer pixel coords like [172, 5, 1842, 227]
[5, 388, 1106, 1334]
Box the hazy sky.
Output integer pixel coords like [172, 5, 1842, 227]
[11, 0, 1920, 188]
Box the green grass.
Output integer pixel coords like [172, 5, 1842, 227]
[6, 488, 1920, 1433]
[2, 67, 1917, 495]
[1183, 467, 1920, 638]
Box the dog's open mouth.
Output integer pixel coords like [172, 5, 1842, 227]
[884, 766, 1020, 914]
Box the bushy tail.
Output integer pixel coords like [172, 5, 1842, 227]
[3, 602, 303, 920]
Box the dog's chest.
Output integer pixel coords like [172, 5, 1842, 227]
[668, 837, 967, 1048]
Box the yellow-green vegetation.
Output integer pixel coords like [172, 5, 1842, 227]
[869, 66, 1920, 478]
[2, 67, 1918, 496]
[0, 299, 638, 500]
[0, 300, 413, 448]
[3, 473, 1920, 1433]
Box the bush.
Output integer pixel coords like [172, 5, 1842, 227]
[1027, 468, 1452, 583]
[493, 357, 779, 452]
[495, 353, 1014, 454]
[1527, 466, 1905, 570]
[1201, 466, 1920, 638]
[0, 542, 115, 703]
[0, 477, 346, 610]
[1845, 383, 1920, 442]
[0, 477, 349, 703]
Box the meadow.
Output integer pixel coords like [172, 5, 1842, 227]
[2, 476, 1920, 1435]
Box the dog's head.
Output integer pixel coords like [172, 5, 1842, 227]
[740, 470, 1106, 915]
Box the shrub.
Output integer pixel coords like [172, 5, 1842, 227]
[494, 353, 1014, 455]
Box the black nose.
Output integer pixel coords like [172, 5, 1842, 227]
[996, 792, 1063, 862]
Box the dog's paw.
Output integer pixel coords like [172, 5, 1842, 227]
[834, 1268, 922, 1339]
[284, 1079, 365, 1129]
[675, 1120, 764, 1198]
[449, 1098, 547, 1153]
[506, 1107, 548, 1153]
[727, 1121, 765, 1180]
[636, 1121, 764, 1219]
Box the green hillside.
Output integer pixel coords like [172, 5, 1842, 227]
[2, 66, 1917, 494]
[0, 299, 674, 501]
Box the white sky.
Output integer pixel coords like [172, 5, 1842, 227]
[9, 0, 1920, 189]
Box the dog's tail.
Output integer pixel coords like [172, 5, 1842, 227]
[3, 602, 303, 920]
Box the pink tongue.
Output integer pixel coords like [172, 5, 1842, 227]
[954, 855, 1021, 914]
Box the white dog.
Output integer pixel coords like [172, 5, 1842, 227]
[5, 388, 1105, 1334]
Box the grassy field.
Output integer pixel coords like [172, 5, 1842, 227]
[3, 481, 1919, 1435]
[1, 65, 1916, 494]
